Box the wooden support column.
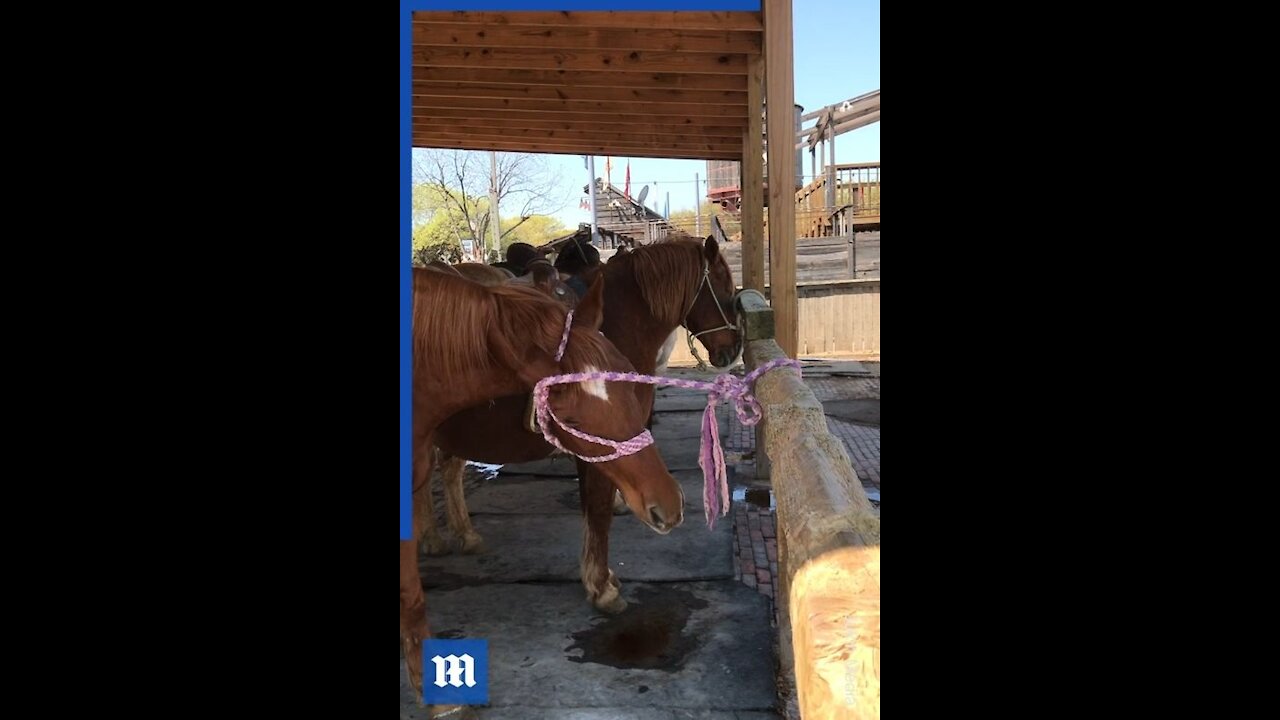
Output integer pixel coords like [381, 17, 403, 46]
[741, 53, 765, 293]
[764, 0, 797, 358]
[826, 124, 837, 211]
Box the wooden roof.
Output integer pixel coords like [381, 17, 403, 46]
[412, 11, 763, 160]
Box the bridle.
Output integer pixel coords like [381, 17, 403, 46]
[682, 258, 742, 370]
[534, 308, 800, 529]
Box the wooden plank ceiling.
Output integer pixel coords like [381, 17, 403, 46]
[412, 11, 763, 161]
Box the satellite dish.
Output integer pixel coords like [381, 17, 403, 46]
[637, 185, 649, 207]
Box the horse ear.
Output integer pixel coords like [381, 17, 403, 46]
[572, 274, 605, 332]
[703, 235, 720, 260]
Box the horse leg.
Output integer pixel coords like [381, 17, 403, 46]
[402, 429, 433, 704]
[401, 540, 473, 719]
[579, 462, 626, 613]
[415, 445, 449, 557]
[400, 538, 429, 703]
[403, 441, 475, 719]
[441, 455, 484, 554]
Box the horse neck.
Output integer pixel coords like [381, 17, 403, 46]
[415, 365, 528, 431]
[600, 262, 680, 376]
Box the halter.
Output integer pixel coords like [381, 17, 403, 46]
[537, 310, 801, 529]
[682, 258, 741, 371]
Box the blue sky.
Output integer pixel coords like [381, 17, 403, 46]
[412, 0, 880, 229]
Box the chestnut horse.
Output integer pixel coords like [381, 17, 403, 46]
[423, 236, 742, 612]
[420, 258, 579, 556]
[403, 268, 684, 708]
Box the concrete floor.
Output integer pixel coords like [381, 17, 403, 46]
[402, 376, 782, 719]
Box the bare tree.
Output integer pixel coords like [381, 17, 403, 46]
[412, 150, 571, 252]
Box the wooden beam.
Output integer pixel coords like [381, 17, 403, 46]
[743, 337, 881, 720]
[832, 111, 880, 135]
[415, 67, 748, 92]
[414, 23, 761, 55]
[412, 11, 763, 32]
[742, 53, 765, 295]
[416, 96, 745, 117]
[800, 110, 879, 149]
[413, 80, 747, 106]
[416, 117, 747, 139]
[416, 47, 750, 75]
[412, 136, 739, 160]
[412, 107, 748, 127]
[764, 0, 797, 359]
[417, 129, 742, 153]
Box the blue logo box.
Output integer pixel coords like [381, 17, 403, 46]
[422, 639, 490, 705]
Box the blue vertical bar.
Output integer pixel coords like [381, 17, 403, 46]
[400, 1, 413, 541]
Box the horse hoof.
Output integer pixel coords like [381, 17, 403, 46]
[594, 592, 628, 614]
[430, 706, 478, 719]
[592, 573, 627, 613]
[458, 534, 486, 555]
[420, 535, 451, 557]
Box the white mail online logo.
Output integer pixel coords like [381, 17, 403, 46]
[431, 653, 477, 689]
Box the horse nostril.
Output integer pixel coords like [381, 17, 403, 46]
[648, 505, 666, 528]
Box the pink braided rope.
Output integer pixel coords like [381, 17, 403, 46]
[554, 310, 574, 362]
[533, 357, 802, 530]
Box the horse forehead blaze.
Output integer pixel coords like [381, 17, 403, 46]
[578, 365, 609, 402]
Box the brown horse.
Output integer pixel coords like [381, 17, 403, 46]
[420, 258, 579, 556]
[452, 262, 514, 283]
[403, 268, 684, 709]
[424, 236, 742, 612]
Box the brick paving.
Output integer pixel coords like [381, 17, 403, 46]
[732, 497, 780, 604]
[729, 365, 879, 611]
[726, 374, 879, 492]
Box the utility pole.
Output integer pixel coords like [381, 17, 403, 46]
[694, 172, 701, 235]
[587, 155, 600, 245]
[489, 151, 500, 261]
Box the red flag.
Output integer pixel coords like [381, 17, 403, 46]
[624, 160, 631, 200]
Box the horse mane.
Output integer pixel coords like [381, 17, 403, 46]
[413, 268, 611, 379]
[455, 263, 514, 284]
[604, 237, 711, 327]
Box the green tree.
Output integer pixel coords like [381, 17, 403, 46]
[411, 183, 489, 264]
[411, 150, 572, 263]
[499, 215, 569, 252]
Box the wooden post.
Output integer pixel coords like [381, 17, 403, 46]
[737, 289, 773, 479]
[764, 0, 797, 358]
[826, 126, 836, 214]
[807, 148, 814, 213]
[745, 337, 881, 720]
[741, 53, 765, 293]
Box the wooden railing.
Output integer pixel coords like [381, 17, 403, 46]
[794, 162, 880, 238]
[737, 290, 881, 719]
